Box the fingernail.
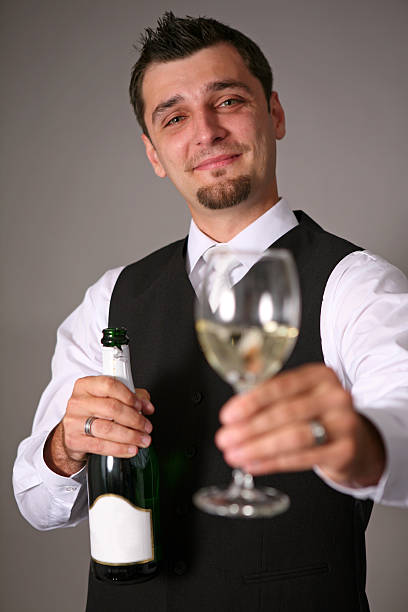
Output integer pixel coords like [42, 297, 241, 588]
[142, 398, 154, 412]
[144, 420, 153, 434]
[220, 407, 236, 424]
[215, 430, 228, 449]
[128, 446, 137, 455]
[134, 398, 142, 411]
[141, 434, 151, 447]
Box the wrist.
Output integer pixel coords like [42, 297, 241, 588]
[356, 415, 386, 486]
[44, 423, 86, 477]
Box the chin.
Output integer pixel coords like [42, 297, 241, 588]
[196, 175, 251, 210]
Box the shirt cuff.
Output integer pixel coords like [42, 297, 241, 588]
[32, 430, 87, 501]
[314, 463, 389, 502]
[315, 406, 408, 506]
[358, 406, 408, 506]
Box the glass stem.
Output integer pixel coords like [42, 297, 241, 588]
[231, 386, 256, 491]
[232, 469, 254, 489]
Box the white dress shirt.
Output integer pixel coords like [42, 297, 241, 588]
[13, 199, 408, 530]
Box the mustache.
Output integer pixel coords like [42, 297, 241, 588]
[184, 143, 250, 172]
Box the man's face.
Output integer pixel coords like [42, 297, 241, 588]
[141, 43, 285, 216]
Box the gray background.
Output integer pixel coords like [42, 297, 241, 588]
[2, 0, 407, 609]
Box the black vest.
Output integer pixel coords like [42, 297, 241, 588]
[86, 212, 372, 612]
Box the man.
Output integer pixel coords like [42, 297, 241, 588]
[13, 11, 408, 612]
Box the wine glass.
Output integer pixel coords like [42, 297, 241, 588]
[193, 248, 301, 518]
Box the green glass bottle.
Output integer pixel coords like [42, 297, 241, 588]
[87, 327, 160, 583]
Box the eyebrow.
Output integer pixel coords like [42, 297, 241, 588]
[151, 80, 252, 125]
[151, 94, 184, 126]
[205, 79, 252, 95]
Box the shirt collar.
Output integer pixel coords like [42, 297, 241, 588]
[186, 198, 299, 275]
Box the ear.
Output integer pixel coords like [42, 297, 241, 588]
[142, 134, 167, 178]
[269, 91, 286, 140]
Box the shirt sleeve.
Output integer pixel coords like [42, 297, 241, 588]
[318, 250, 408, 506]
[12, 266, 123, 530]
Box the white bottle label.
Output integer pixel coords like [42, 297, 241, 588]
[89, 494, 153, 565]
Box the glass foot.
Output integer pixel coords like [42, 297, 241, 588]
[193, 476, 290, 518]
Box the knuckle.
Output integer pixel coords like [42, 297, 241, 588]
[282, 400, 298, 420]
[92, 438, 104, 454]
[273, 376, 287, 396]
[252, 413, 269, 436]
[274, 400, 294, 425]
[62, 416, 74, 437]
[131, 430, 143, 445]
[322, 366, 338, 382]
[304, 362, 325, 379]
[287, 428, 304, 449]
[275, 454, 291, 470]
[102, 375, 116, 393]
[238, 400, 252, 420]
[109, 399, 123, 419]
[62, 412, 74, 429]
[136, 388, 150, 401]
[98, 419, 114, 436]
[137, 414, 148, 431]
[66, 396, 80, 415]
[74, 376, 93, 393]
[72, 378, 84, 393]
[331, 387, 348, 406]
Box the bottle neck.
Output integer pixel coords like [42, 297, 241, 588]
[102, 345, 135, 393]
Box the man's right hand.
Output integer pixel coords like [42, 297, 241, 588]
[43, 376, 154, 477]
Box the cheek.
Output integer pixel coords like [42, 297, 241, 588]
[251, 130, 269, 166]
[158, 136, 190, 172]
[150, 149, 180, 183]
[230, 115, 257, 143]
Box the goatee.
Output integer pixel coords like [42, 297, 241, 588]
[196, 175, 251, 210]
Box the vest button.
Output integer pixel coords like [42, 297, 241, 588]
[191, 390, 203, 404]
[173, 560, 187, 575]
[185, 445, 197, 459]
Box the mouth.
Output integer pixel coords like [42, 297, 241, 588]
[193, 153, 242, 171]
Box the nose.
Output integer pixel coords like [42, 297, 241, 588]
[193, 108, 228, 147]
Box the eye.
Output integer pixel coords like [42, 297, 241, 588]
[165, 115, 185, 127]
[219, 98, 241, 108]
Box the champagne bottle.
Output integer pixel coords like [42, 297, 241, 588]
[87, 327, 160, 583]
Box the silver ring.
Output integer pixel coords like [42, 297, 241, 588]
[84, 416, 97, 437]
[309, 419, 328, 446]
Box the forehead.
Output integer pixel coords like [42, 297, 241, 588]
[142, 43, 258, 115]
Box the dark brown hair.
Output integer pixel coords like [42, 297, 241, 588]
[129, 11, 273, 136]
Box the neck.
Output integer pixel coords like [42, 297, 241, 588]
[189, 193, 280, 242]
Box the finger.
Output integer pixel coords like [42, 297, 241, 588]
[139, 398, 155, 415]
[67, 397, 153, 433]
[219, 364, 337, 424]
[242, 439, 351, 477]
[223, 422, 321, 467]
[135, 388, 151, 401]
[74, 376, 138, 407]
[135, 389, 155, 414]
[87, 418, 152, 448]
[85, 437, 141, 458]
[217, 387, 353, 451]
[216, 394, 327, 451]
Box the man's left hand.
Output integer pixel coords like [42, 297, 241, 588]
[215, 364, 386, 488]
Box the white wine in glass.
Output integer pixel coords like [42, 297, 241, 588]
[194, 248, 301, 518]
